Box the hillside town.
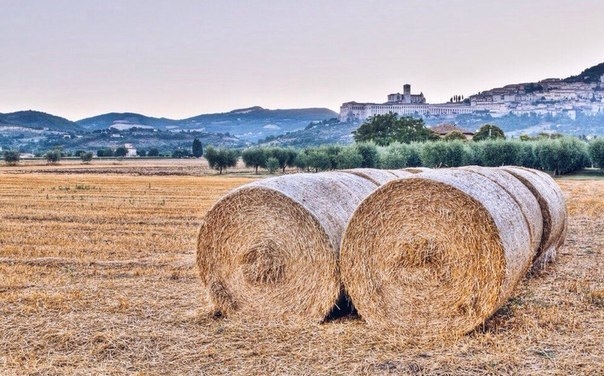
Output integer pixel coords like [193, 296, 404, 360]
[339, 75, 604, 122]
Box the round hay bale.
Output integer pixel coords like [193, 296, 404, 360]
[197, 171, 379, 322]
[340, 169, 534, 338]
[403, 167, 432, 174]
[500, 166, 568, 271]
[343, 168, 400, 185]
[460, 166, 543, 255]
[388, 169, 414, 178]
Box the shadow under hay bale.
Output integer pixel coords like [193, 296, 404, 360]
[340, 169, 535, 339]
[197, 172, 380, 323]
[501, 166, 568, 272]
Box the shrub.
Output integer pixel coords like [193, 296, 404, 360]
[534, 137, 590, 175]
[242, 148, 267, 174]
[204, 146, 240, 174]
[420, 140, 467, 168]
[334, 146, 363, 169]
[306, 149, 332, 172]
[380, 142, 415, 169]
[266, 157, 280, 174]
[589, 138, 604, 169]
[443, 130, 467, 142]
[355, 142, 380, 168]
[3, 150, 20, 165]
[474, 139, 523, 167]
[80, 152, 94, 163]
[45, 149, 62, 164]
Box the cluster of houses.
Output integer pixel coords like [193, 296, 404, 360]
[340, 76, 604, 122]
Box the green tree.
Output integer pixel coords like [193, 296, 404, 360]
[473, 139, 522, 166]
[306, 149, 332, 172]
[97, 148, 114, 157]
[355, 142, 380, 168]
[334, 146, 363, 169]
[192, 138, 203, 158]
[114, 146, 128, 157]
[172, 148, 191, 158]
[473, 124, 505, 141]
[45, 149, 62, 164]
[293, 152, 310, 172]
[80, 151, 94, 163]
[443, 130, 467, 141]
[3, 150, 20, 165]
[420, 140, 467, 168]
[379, 142, 414, 169]
[266, 147, 298, 173]
[589, 138, 604, 169]
[204, 146, 240, 174]
[147, 148, 160, 157]
[242, 148, 267, 174]
[137, 149, 147, 157]
[265, 157, 280, 174]
[353, 113, 437, 145]
[534, 137, 590, 175]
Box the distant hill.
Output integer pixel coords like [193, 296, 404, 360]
[564, 62, 604, 83]
[179, 107, 338, 141]
[257, 118, 356, 147]
[0, 110, 81, 131]
[76, 112, 178, 131]
[76, 107, 338, 142]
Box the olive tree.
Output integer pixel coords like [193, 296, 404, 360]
[204, 146, 240, 174]
[3, 150, 20, 165]
[589, 138, 604, 169]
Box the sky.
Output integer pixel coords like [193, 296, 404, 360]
[2, 0, 604, 121]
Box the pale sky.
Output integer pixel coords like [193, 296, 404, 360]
[2, 0, 604, 121]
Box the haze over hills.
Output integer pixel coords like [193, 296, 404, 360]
[0, 110, 82, 131]
[0, 106, 338, 153]
[2, 61, 604, 153]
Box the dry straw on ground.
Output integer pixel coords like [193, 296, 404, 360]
[501, 166, 568, 272]
[340, 169, 535, 338]
[460, 166, 544, 255]
[196, 171, 379, 323]
[0, 166, 602, 374]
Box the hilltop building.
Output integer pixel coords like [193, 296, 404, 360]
[339, 84, 474, 122]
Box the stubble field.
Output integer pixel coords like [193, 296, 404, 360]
[0, 159, 603, 375]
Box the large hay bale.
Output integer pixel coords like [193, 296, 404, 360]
[340, 169, 534, 338]
[460, 166, 543, 255]
[388, 169, 414, 178]
[343, 168, 401, 185]
[500, 166, 568, 271]
[403, 167, 432, 174]
[197, 171, 379, 322]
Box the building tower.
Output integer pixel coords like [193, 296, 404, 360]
[403, 84, 411, 103]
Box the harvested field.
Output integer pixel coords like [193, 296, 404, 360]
[0, 162, 602, 375]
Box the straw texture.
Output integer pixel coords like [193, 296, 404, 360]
[340, 169, 535, 338]
[460, 166, 543, 255]
[197, 172, 379, 322]
[403, 167, 432, 174]
[343, 168, 403, 185]
[501, 167, 568, 271]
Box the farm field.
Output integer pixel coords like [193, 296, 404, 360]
[0, 160, 603, 375]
